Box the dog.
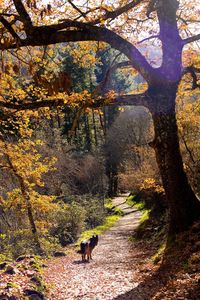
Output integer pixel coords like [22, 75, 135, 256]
[77, 235, 98, 262]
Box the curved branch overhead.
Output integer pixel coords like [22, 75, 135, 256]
[0, 0, 199, 111]
[0, 18, 154, 83]
[0, 92, 148, 111]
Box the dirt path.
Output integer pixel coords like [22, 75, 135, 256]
[44, 195, 142, 300]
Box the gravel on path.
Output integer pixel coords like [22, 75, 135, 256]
[44, 195, 142, 300]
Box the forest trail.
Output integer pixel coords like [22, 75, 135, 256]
[44, 195, 142, 300]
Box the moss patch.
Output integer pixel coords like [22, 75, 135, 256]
[151, 242, 167, 264]
[76, 198, 124, 243]
[104, 199, 124, 216]
[77, 215, 120, 244]
[126, 195, 145, 210]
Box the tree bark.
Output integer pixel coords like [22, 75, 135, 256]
[106, 160, 118, 197]
[148, 84, 200, 235]
[84, 114, 91, 151]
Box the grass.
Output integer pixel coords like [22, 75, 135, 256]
[126, 195, 145, 210]
[77, 199, 123, 244]
[0, 254, 11, 263]
[139, 209, 151, 224]
[77, 215, 120, 244]
[127, 194, 151, 241]
[126, 194, 149, 224]
[104, 199, 124, 216]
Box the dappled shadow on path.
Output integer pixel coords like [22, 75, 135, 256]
[112, 264, 171, 300]
[112, 233, 200, 300]
[122, 208, 139, 215]
[44, 195, 199, 300]
[72, 260, 90, 265]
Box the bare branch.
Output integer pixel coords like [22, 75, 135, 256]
[177, 14, 200, 25]
[13, 0, 33, 31]
[0, 165, 11, 170]
[0, 16, 21, 42]
[183, 33, 200, 45]
[183, 66, 200, 90]
[68, 105, 86, 136]
[180, 133, 196, 164]
[0, 23, 153, 83]
[0, 13, 18, 17]
[91, 0, 143, 25]
[138, 35, 160, 44]
[73, 7, 101, 21]
[68, 0, 88, 20]
[0, 12, 21, 22]
[95, 60, 132, 94]
[7, 49, 29, 65]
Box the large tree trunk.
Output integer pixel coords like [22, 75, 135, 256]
[148, 84, 200, 235]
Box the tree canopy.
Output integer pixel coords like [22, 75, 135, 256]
[0, 0, 200, 235]
[0, 0, 199, 110]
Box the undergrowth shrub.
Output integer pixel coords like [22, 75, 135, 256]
[0, 194, 118, 259]
[80, 195, 106, 228]
[49, 194, 115, 246]
[49, 202, 86, 246]
[128, 186, 168, 240]
[0, 229, 37, 260]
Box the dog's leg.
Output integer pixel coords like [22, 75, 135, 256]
[88, 249, 92, 261]
[86, 248, 90, 261]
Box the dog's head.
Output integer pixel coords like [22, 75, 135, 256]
[91, 235, 98, 245]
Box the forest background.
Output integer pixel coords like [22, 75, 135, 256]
[0, 0, 199, 261]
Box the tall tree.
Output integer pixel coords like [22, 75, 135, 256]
[0, 0, 200, 234]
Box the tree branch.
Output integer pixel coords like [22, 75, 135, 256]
[0, 165, 11, 170]
[183, 33, 200, 45]
[91, 0, 143, 25]
[68, 0, 88, 20]
[0, 22, 153, 83]
[0, 90, 148, 113]
[112, 93, 148, 107]
[95, 60, 132, 94]
[0, 16, 21, 42]
[180, 133, 196, 164]
[13, 0, 33, 31]
[138, 35, 160, 44]
[0, 99, 65, 110]
[183, 66, 200, 89]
